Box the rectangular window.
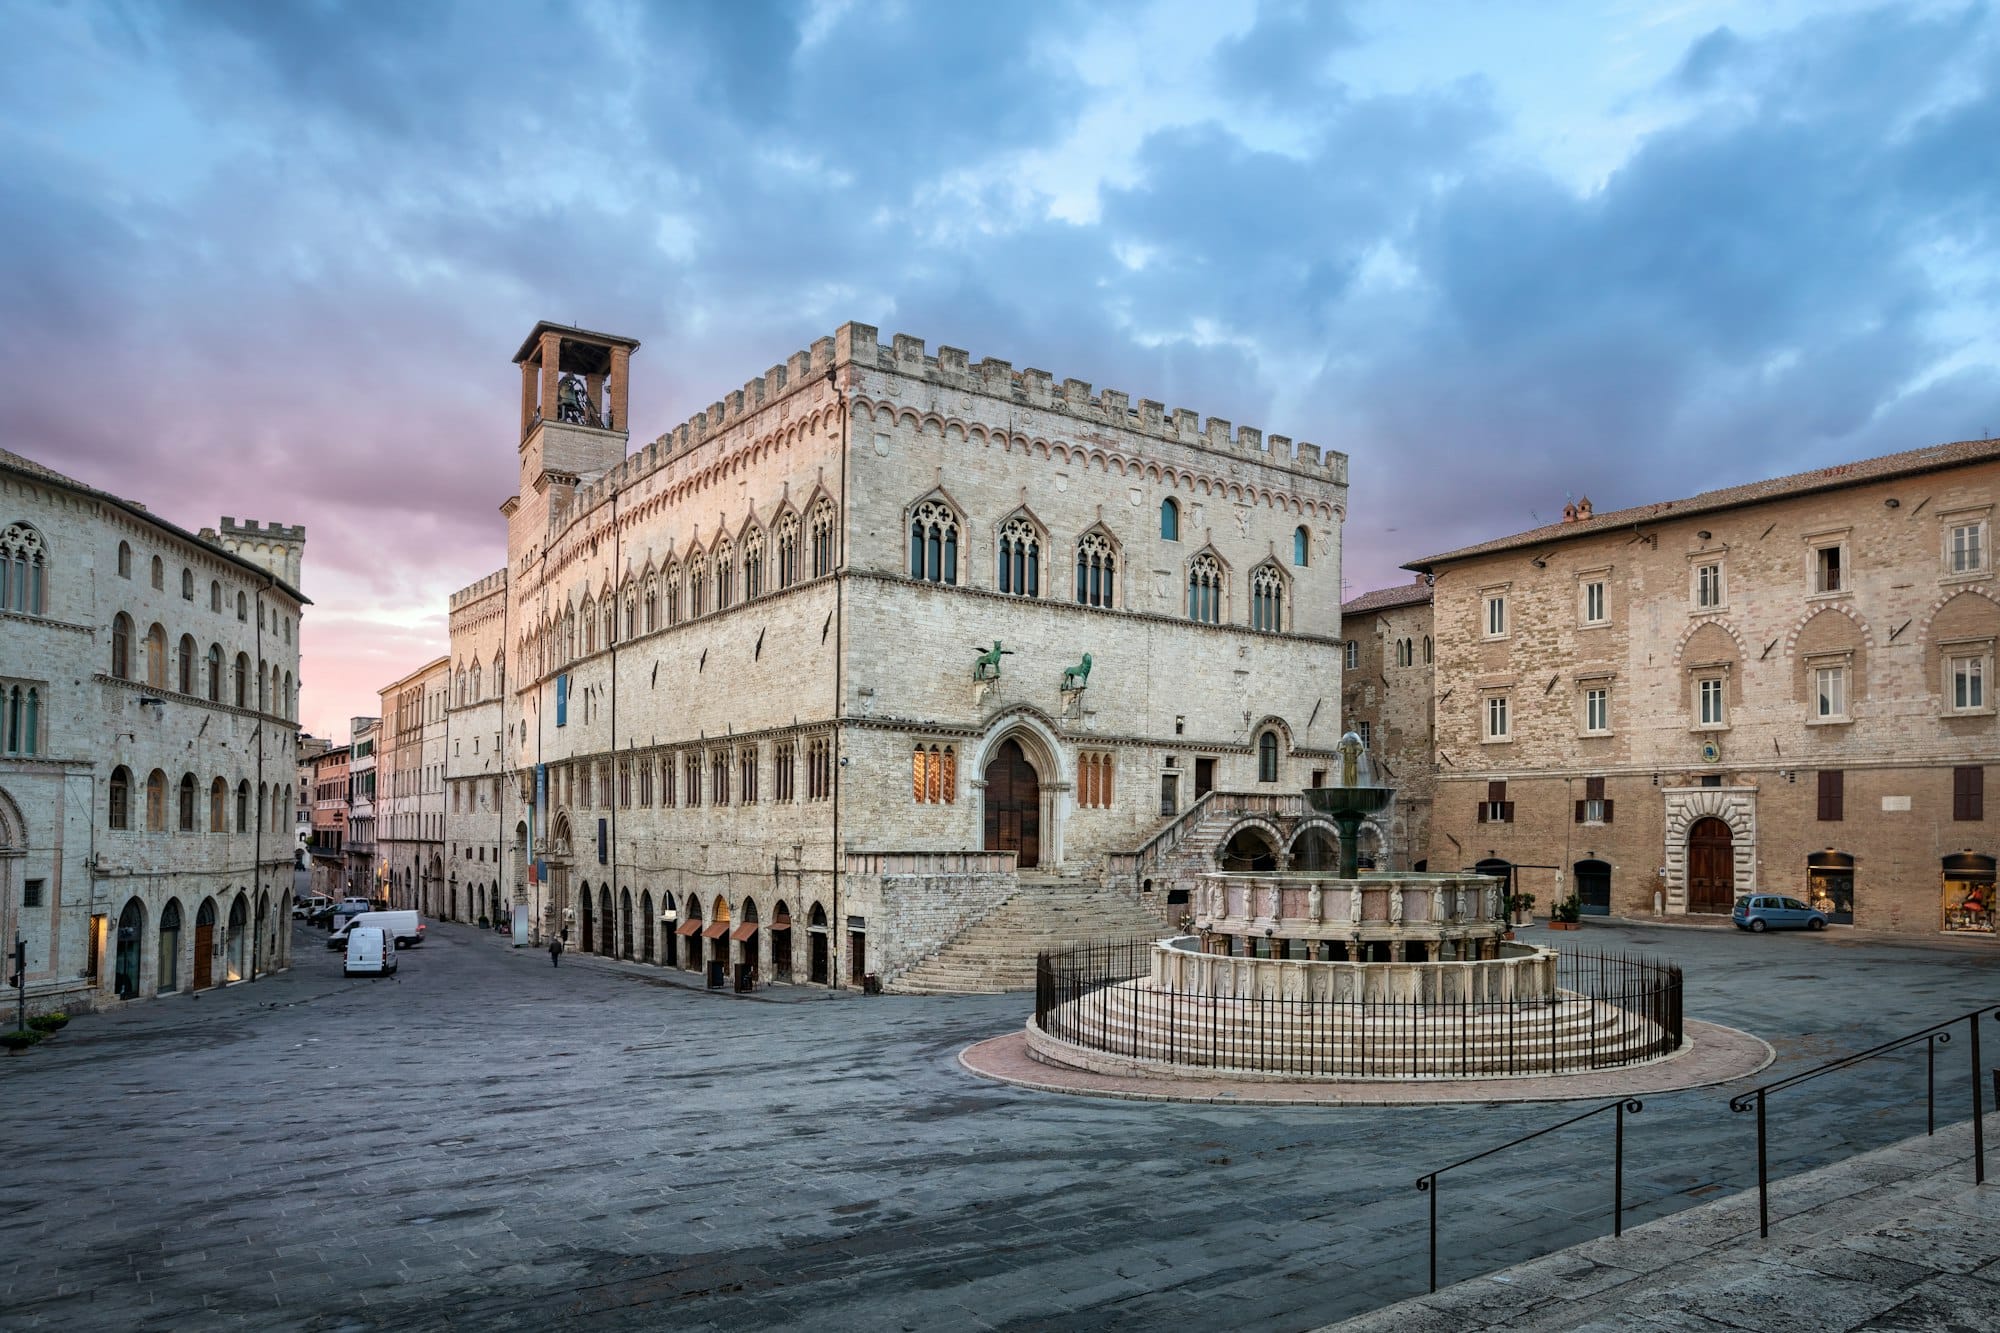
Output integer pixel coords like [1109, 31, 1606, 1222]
[1485, 594, 1506, 637]
[23, 878, 43, 908]
[1698, 677, 1726, 727]
[555, 674, 568, 727]
[1585, 687, 1609, 734]
[1817, 770, 1843, 821]
[1477, 780, 1513, 824]
[1354, 721, 1370, 748]
[1575, 775, 1612, 824]
[1814, 665, 1847, 720]
[740, 748, 759, 805]
[775, 742, 795, 802]
[1954, 766, 1984, 821]
[1950, 654, 1986, 711]
[1812, 544, 1843, 594]
[1695, 562, 1723, 609]
[1343, 641, 1358, 670]
[1948, 521, 1986, 574]
[1582, 580, 1606, 625]
[1484, 695, 1509, 741]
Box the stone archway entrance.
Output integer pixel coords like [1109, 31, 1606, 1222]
[1575, 860, 1613, 916]
[115, 897, 145, 999]
[1687, 818, 1735, 914]
[983, 738, 1041, 868]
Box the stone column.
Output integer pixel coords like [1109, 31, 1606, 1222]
[540, 331, 563, 428]
[520, 359, 538, 438]
[609, 346, 631, 430]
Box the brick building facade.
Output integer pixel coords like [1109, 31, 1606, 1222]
[1409, 439, 1999, 937]
[1338, 576, 1435, 870]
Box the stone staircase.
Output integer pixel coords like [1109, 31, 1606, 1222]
[889, 877, 1169, 994]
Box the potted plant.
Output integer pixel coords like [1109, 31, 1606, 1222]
[27, 1012, 68, 1034]
[1, 1028, 42, 1053]
[1506, 892, 1537, 927]
[1549, 897, 1582, 930]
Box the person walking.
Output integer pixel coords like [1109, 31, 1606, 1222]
[549, 934, 564, 968]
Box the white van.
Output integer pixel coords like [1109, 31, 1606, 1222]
[344, 926, 396, 978]
[327, 909, 425, 950]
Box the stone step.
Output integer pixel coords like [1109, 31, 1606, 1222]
[888, 880, 1167, 994]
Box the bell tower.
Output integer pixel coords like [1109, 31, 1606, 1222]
[506, 321, 641, 549]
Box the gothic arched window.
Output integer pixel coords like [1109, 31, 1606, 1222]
[774, 509, 800, 589]
[1160, 497, 1180, 541]
[580, 595, 596, 654]
[643, 574, 659, 632]
[909, 499, 959, 585]
[688, 547, 708, 617]
[145, 623, 167, 688]
[112, 612, 134, 679]
[665, 561, 683, 625]
[742, 526, 765, 600]
[1187, 552, 1223, 624]
[622, 580, 636, 640]
[3, 685, 39, 755]
[1250, 563, 1285, 633]
[1075, 530, 1116, 608]
[471, 660, 482, 700]
[177, 772, 197, 831]
[810, 497, 836, 578]
[996, 514, 1040, 598]
[108, 766, 132, 830]
[712, 539, 734, 611]
[0, 522, 48, 616]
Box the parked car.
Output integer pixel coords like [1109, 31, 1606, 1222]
[343, 926, 397, 978]
[327, 909, 426, 950]
[1732, 894, 1829, 932]
[294, 895, 334, 922]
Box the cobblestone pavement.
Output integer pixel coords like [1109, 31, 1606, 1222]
[0, 919, 1993, 1332]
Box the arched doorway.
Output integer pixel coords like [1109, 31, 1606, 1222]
[225, 893, 248, 982]
[772, 900, 793, 982]
[1807, 852, 1854, 925]
[599, 885, 615, 956]
[193, 897, 217, 990]
[1473, 858, 1514, 898]
[677, 895, 702, 970]
[638, 891, 654, 962]
[808, 902, 830, 984]
[982, 738, 1041, 868]
[1219, 826, 1279, 872]
[737, 898, 760, 983]
[253, 891, 270, 976]
[114, 897, 145, 999]
[1686, 817, 1735, 914]
[1291, 825, 1338, 872]
[158, 898, 182, 993]
[578, 881, 594, 952]
[708, 896, 732, 974]
[1574, 860, 1612, 916]
[619, 887, 634, 959]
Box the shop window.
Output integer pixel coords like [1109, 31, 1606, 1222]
[1941, 854, 1994, 934]
[1807, 853, 1854, 925]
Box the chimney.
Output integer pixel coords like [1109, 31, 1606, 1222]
[1576, 495, 1594, 520]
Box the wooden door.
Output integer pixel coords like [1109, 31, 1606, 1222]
[982, 739, 1041, 869]
[193, 924, 213, 990]
[1686, 818, 1735, 914]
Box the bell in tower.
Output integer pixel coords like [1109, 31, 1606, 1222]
[515, 321, 640, 439]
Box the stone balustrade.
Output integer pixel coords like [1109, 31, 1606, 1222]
[1197, 870, 1506, 942]
[1152, 936, 1558, 1004]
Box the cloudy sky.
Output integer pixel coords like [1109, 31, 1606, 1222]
[6, 0, 1997, 738]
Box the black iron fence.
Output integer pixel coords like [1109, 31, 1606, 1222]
[1033, 941, 1683, 1078]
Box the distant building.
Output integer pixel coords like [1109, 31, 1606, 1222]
[295, 732, 331, 863]
[0, 447, 306, 1015]
[1338, 576, 1435, 870]
[377, 658, 447, 915]
[1409, 439, 1999, 936]
[307, 744, 350, 899]
[347, 716, 380, 902]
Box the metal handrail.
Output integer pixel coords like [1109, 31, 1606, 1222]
[1729, 1004, 1998, 1236]
[1414, 1097, 1642, 1293]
